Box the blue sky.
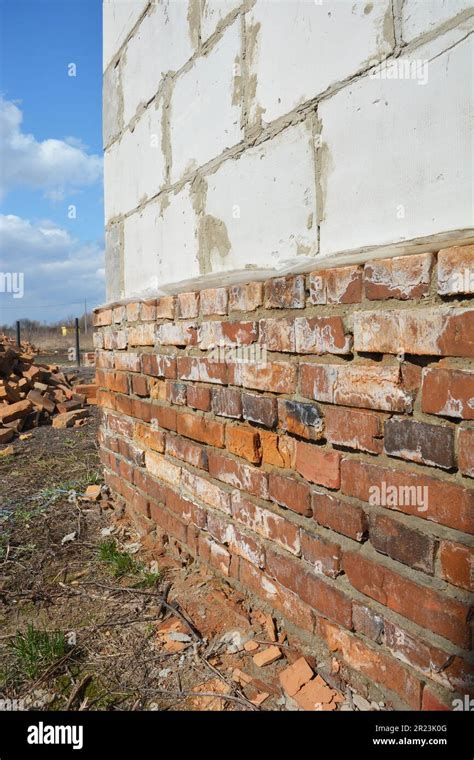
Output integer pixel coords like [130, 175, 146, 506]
[0, 0, 104, 324]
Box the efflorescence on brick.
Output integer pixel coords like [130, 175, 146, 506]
[94, 246, 474, 711]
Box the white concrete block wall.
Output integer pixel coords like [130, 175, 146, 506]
[401, 0, 473, 43]
[319, 28, 474, 257]
[169, 18, 242, 183]
[202, 121, 318, 273]
[121, 0, 196, 126]
[103, 0, 474, 302]
[247, 0, 394, 127]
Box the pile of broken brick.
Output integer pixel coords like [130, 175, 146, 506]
[0, 335, 97, 450]
[157, 607, 349, 711]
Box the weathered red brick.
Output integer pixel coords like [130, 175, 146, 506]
[312, 491, 368, 541]
[343, 552, 471, 648]
[421, 366, 474, 419]
[186, 385, 212, 412]
[198, 320, 257, 349]
[128, 322, 155, 346]
[239, 559, 314, 633]
[145, 451, 181, 486]
[166, 488, 207, 529]
[259, 317, 295, 352]
[134, 422, 165, 453]
[354, 307, 474, 357]
[181, 469, 231, 512]
[300, 531, 341, 578]
[260, 430, 295, 468]
[229, 281, 263, 312]
[277, 399, 323, 440]
[300, 362, 414, 413]
[156, 321, 197, 347]
[266, 550, 352, 629]
[113, 305, 126, 324]
[309, 266, 362, 305]
[149, 404, 176, 430]
[176, 411, 225, 448]
[324, 406, 385, 454]
[364, 253, 433, 301]
[295, 316, 352, 355]
[369, 513, 436, 574]
[211, 387, 242, 419]
[140, 299, 157, 321]
[264, 275, 305, 309]
[177, 291, 199, 319]
[141, 353, 177, 379]
[294, 441, 341, 489]
[115, 352, 141, 372]
[384, 619, 474, 695]
[318, 619, 421, 709]
[226, 425, 261, 464]
[231, 361, 297, 394]
[94, 308, 113, 327]
[207, 512, 265, 568]
[231, 491, 300, 555]
[131, 374, 149, 397]
[126, 302, 141, 322]
[242, 392, 277, 428]
[167, 381, 187, 406]
[155, 296, 175, 319]
[177, 356, 227, 385]
[458, 427, 474, 476]
[341, 458, 474, 533]
[439, 540, 473, 591]
[165, 433, 208, 470]
[200, 287, 228, 316]
[208, 451, 269, 500]
[352, 603, 384, 642]
[384, 418, 455, 469]
[268, 472, 311, 516]
[437, 244, 474, 295]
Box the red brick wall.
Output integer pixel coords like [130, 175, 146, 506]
[94, 245, 474, 710]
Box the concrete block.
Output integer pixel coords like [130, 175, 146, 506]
[319, 33, 472, 258]
[201, 0, 242, 42]
[105, 222, 124, 302]
[401, 0, 473, 44]
[160, 185, 201, 285]
[103, 0, 148, 71]
[123, 186, 200, 298]
[169, 18, 242, 183]
[122, 1, 195, 126]
[105, 100, 166, 220]
[200, 120, 318, 274]
[247, 0, 394, 127]
[103, 61, 123, 148]
[123, 202, 162, 297]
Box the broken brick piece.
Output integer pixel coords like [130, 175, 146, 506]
[253, 645, 282, 667]
[279, 657, 314, 697]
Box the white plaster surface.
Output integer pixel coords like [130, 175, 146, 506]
[121, 1, 195, 125]
[319, 33, 473, 258]
[103, 0, 148, 71]
[169, 19, 242, 183]
[123, 186, 201, 296]
[248, 0, 394, 126]
[202, 120, 318, 272]
[402, 0, 473, 43]
[105, 101, 166, 221]
[201, 0, 242, 41]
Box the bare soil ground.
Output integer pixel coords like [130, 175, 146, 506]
[0, 399, 362, 713]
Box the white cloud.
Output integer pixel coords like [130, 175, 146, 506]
[0, 214, 104, 321]
[0, 96, 103, 201]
